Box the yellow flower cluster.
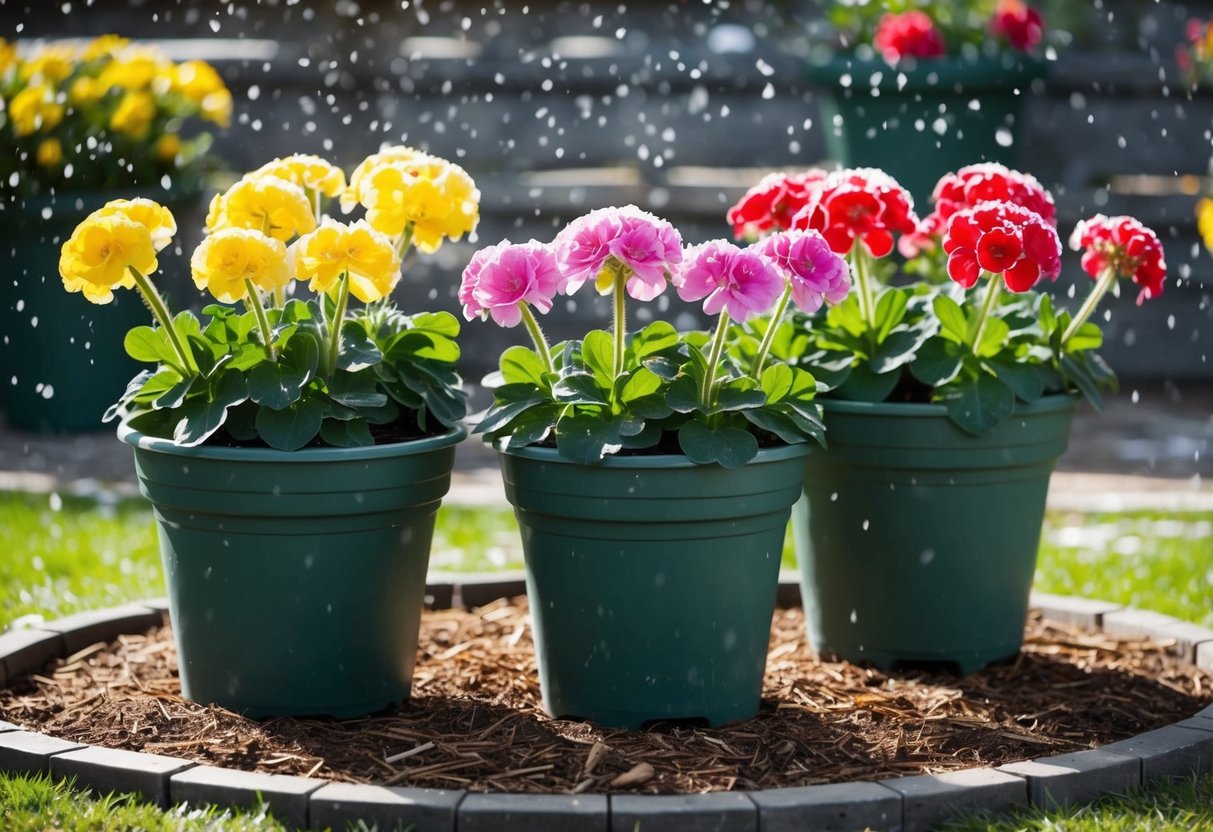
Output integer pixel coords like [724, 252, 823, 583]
[1198, 199, 1213, 253]
[59, 198, 176, 304]
[290, 219, 401, 303]
[192, 229, 291, 305]
[351, 149, 481, 253]
[206, 176, 317, 242]
[251, 154, 347, 200]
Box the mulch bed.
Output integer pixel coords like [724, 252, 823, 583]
[2, 598, 1210, 794]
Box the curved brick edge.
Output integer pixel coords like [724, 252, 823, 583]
[0, 592, 1211, 831]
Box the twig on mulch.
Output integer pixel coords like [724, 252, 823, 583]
[1, 600, 1209, 794]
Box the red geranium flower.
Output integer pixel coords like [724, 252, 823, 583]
[943, 201, 1061, 292]
[790, 168, 918, 258]
[1069, 215, 1167, 305]
[727, 170, 828, 239]
[991, 0, 1044, 52]
[873, 11, 946, 62]
[902, 163, 1056, 256]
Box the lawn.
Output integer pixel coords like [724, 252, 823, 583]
[1, 488, 1211, 831]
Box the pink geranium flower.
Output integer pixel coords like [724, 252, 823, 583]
[459, 240, 562, 327]
[755, 230, 850, 313]
[554, 206, 682, 300]
[674, 240, 783, 322]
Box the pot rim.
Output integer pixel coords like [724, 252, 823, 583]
[494, 439, 812, 468]
[118, 422, 467, 461]
[819, 393, 1078, 420]
[807, 52, 1048, 90]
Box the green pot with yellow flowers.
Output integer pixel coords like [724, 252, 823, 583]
[0, 35, 229, 431]
[60, 147, 480, 719]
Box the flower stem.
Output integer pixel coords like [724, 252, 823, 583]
[127, 266, 197, 376]
[852, 246, 877, 331]
[968, 274, 1002, 353]
[701, 311, 731, 408]
[1061, 264, 1118, 345]
[325, 271, 350, 377]
[519, 303, 555, 375]
[752, 283, 793, 379]
[244, 279, 277, 361]
[612, 264, 627, 382]
[260, 216, 285, 308]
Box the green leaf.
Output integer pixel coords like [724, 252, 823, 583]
[644, 355, 682, 380]
[677, 418, 759, 469]
[800, 349, 852, 392]
[173, 310, 201, 341]
[224, 401, 259, 440]
[554, 410, 622, 464]
[123, 326, 179, 366]
[631, 321, 679, 359]
[474, 392, 549, 435]
[360, 398, 402, 425]
[255, 396, 329, 451]
[938, 374, 1016, 436]
[227, 343, 265, 372]
[986, 357, 1045, 402]
[976, 317, 1011, 358]
[933, 295, 968, 343]
[553, 373, 610, 406]
[714, 384, 767, 413]
[1065, 321, 1104, 352]
[619, 366, 663, 403]
[742, 408, 808, 445]
[836, 364, 900, 402]
[130, 369, 184, 406]
[1037, 293, 1057, 335]
[500, 345, 550, 387]
[870, 328, 926, 374]
[665, 375, 705, 414]
[409, 310, 461, 339]
[328, 370, 388, 408]
[320, 417, 374, 447]
[337, 321, 384, 372]
[825, 294, 867, 338]
[247, 333, 319, 411]
[499, 404, 559, 448]
[911, 338, 964, 387]
[620, 420, 665, 450]
[761, 364, 794, 403]
[581, 330, 615, 385]
[1059, 354, 1104, 410]
[874, 287, 909, 343]
[171, 372, 248, 447]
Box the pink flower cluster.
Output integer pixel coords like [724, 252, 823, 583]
[992, 0, 1045, 52]
[874, 11, 946, 62]
[1069, 215, 1167, 305]
[791, 168, 919, 259]
[553, 206, 683, 301]
[943, 201, 1061, 292]
[459, 241, 562, 327]
[754, 230, 851, 313]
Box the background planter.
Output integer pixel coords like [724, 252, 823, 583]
[793, 396, 1076, 676]
[808, 54, 1047, 204]
[498, 443, 809, 730]
[0, 185, 202, 433]
[120, 424, 466, 719]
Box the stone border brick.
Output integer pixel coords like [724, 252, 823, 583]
[50, 745, 196, 808]
[307, 783, 463, 832]
[170, 765, 325, 829]
[459, 793, 608, 831]
[2, 595, 1212, 830]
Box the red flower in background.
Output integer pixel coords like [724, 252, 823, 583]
[991, 0, 1044, 52]
[1069, 215, 1166, 305]
[943, 201, 1060, 291]
[873, 11, 946, 62]
[903, 163, 1056, 255]
[727, 170, 828, 239]
[790, 168, 918, 258]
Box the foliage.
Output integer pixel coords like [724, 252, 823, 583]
[822, 0, 1046, 57]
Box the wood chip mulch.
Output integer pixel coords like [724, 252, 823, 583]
[2, 599, 1210, 794]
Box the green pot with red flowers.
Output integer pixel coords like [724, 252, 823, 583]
[729, 164, 1167, 674]
[808, 1, 1049, 204]
[465, 207, 852, 729]
[57, 146, 480, 717]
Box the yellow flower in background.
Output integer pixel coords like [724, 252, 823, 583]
[95, 198, 177, 252]
[81, 34, 131, 62]
[0, 39, 17, 76]
[69, 76, 104, 106]
[21, 44, 76, 84]
[155, 133, 182, 163]
[253, 154, 347, 199]
[361, 158, 481, 252]
[201, 88, 232, 128]
[10, 84, 64, 136]
[207, 176, 316, 242]
[191, 228, 290, 304]
[59, 213, 157, 304]
[98, 48, 165, 91]
[1198, 199, 1213, 252]
[170, 60, 225, 101]
[290, 219, 401, 303]
[341, 145, 428, 212]
[110, 90, 156, 139]
[35, 137, 62, 168]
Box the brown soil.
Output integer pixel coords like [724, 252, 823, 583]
[1, 599, 1209, 794]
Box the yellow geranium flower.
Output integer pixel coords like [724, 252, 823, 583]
[201, 88, 232, 128]
[170, 60, 226, 101]
[69, 76, 104, 106]
[252, 154, 347, 199]
[95, 199, 177, 252]
[207, 175, 316, 243]
[59, 214, 157, 305]
[20, 44, 76, 84]
[1198, 199, 1213, 252]
[81, 34, 131, 62]
[361, 158, 481, 252]
[155, 133, 182, 163]
[110, 90, 156, 139]
[191, 228, 290, 304]
[340, 145, 428, 212]
[0, 39, 17, 77]
[9, 84, 64, 136]
[290, 219, 401, 303]
[36, 137, 62, 168]
[98, 48, 165, 91]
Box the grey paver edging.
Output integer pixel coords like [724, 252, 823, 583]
[0, 592, 1210, 831]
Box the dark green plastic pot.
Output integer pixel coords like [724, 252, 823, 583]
[808, 54, 1047, 204]
[793, 396, 1076, 675]
[498, 443, 810, 730]
[120, 423, 466, 719]
[0, 187, 200, 433]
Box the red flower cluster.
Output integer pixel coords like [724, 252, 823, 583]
[1069, 215, 1167, 305]
[991, 0, 1044, 52]
[790, 168, 918, 258]
[873, 11, 946, 62]
[903, 163, 1056, 255]
[943, 201, 1061, 292]
[727, 170, 828, 239]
